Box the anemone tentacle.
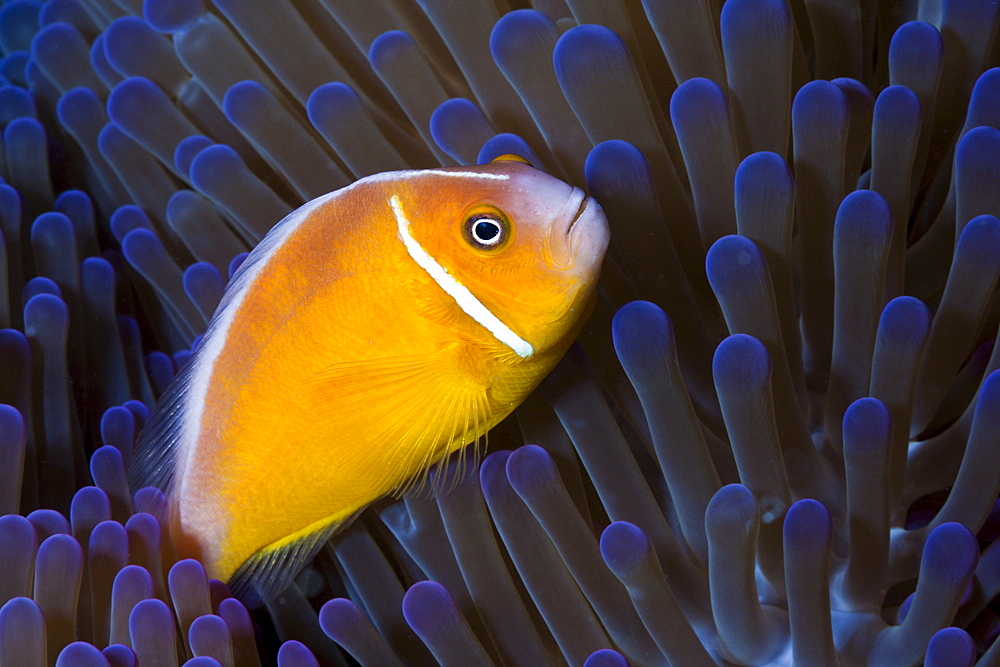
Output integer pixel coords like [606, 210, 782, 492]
[0, 1, 998, 665]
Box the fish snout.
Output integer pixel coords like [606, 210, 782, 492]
[550, 188, 610, 272]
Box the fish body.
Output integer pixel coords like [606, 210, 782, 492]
[131, 160, 608, 605]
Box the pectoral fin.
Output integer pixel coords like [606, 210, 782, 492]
[306, 349, 495, 496]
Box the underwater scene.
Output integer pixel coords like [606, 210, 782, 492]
[0, 0, 999, 665]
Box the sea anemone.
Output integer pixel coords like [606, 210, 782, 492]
[0, 0, 999, 665]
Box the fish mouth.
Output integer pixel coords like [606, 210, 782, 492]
[566, 189, 591, 236]
[551, 187, 609, 271]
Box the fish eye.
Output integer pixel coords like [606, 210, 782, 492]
[464, 212, 509, 251]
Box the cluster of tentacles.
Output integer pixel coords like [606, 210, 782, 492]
[0, 0, 999, 665]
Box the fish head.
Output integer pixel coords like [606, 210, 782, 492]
[393, 160, 610, 359]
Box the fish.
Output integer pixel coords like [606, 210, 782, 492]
[129, 156, 609, 607]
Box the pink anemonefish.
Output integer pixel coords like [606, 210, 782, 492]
[130, 156, 610, 606]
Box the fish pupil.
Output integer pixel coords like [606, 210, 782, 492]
[474, 219, 501, 243]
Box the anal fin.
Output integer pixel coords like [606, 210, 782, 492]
[227, 510, 361, 608]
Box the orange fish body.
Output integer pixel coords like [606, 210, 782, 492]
[131, 160, 609, 605]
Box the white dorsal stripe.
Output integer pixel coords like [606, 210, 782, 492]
[391, 195, 534, 358]
[404, 169, 509, 180]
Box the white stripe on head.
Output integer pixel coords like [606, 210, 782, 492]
[391, 195, 533, 358]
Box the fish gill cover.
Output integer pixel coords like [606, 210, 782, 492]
[0, 0, 999, 666]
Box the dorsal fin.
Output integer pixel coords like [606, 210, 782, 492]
[128, 357, 198, 494]
[127, 190, 347, 494]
